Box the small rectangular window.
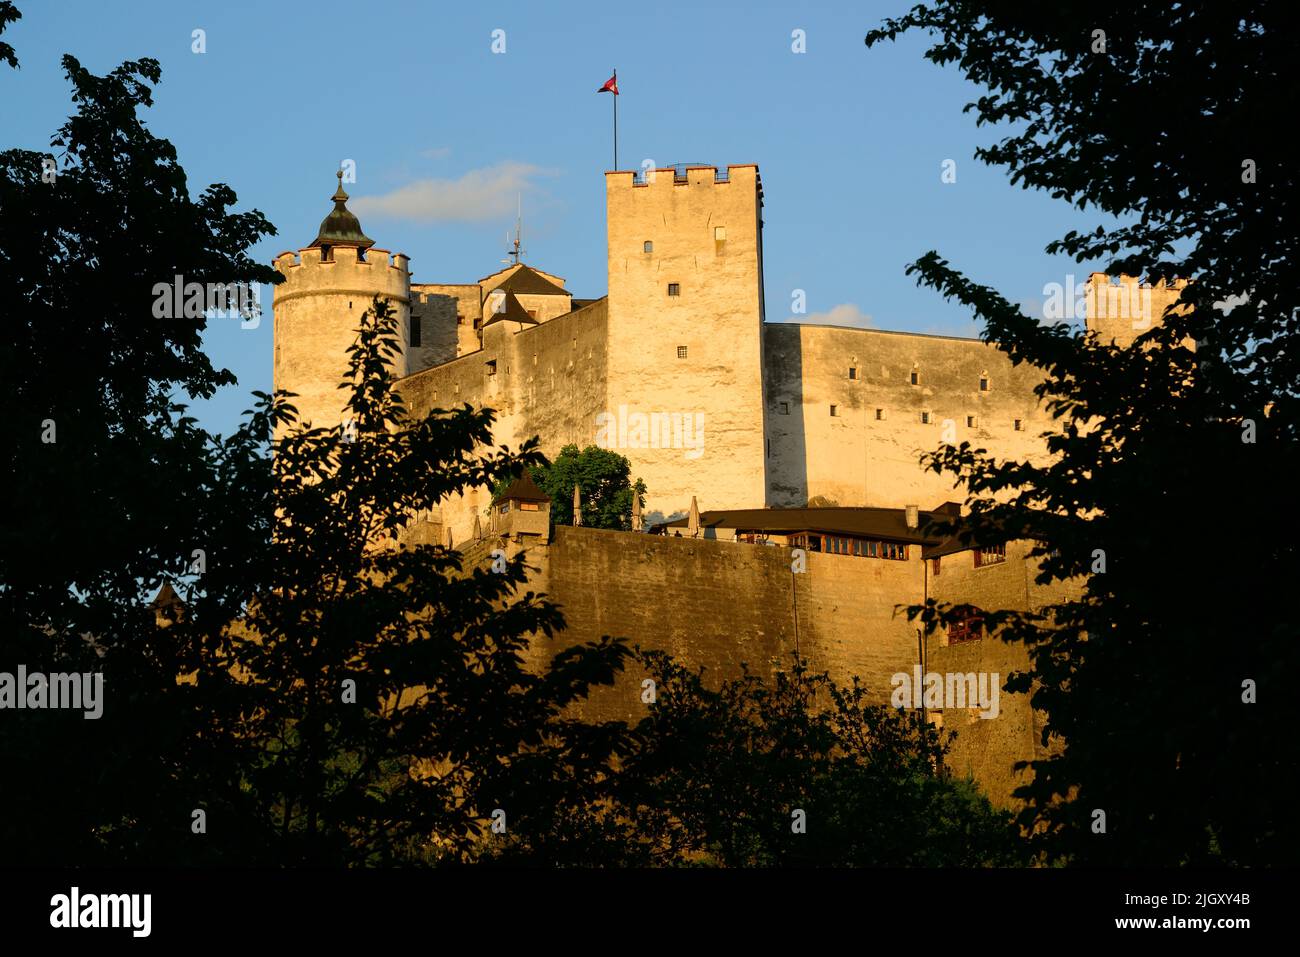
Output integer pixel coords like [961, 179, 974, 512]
[910, 370, 919, 385]
[667, 283, 680, 296]
[921, 411, 931, 424]
[966, 415, 977, 428]
[714, 226, 726, 241]
[644, 240, 653, 253]
[779, 401, 789, 415]
[830, 405, 838, 417]
[931, 557, 941, 576]
[486, 360, 497, 376]
[974, 544, 1007, 568]
[875, 409, 885, 421]
[677, 345, 688, 359]
[848, 367, 857, 380]
[410, 316, 422, 347]
[1014, 418, 1024, 431]
[979, 377, 990, 391]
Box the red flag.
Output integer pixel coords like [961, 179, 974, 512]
[597, 72, 618, 95]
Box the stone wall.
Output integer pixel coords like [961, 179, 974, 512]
[516, 525, 922, 724]
[481, 526, 1081, 809]
[925, 540, 1081, 806]
[410, 283, 481, 371]
[763, 324, 1053, 509]
[398, 299, 611, 543]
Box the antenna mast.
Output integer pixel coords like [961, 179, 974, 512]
[504, 193, 525, 265]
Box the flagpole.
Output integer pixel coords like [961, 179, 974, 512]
[612, 69, 618, 170]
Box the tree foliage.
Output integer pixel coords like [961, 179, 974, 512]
[866, 1, 1298, 865]
[489, 651, 1023, 867]
[173, 298, 634, 865]
[0, 31, 278, 863]
[507, 443, 646, 530]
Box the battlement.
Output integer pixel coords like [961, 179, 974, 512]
[1086, 271, 1185, 293]
[608, 163, 760, 191]
[1085, 271, 1185, 322]
[273, 245, 410, 305]
[274, 246, 409, 271]
[1084, 272, 1189, 347]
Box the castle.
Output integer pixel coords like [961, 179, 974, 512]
[271, 164, 1179, 805]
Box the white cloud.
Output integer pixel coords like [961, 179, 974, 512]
[800, 303, 875, 328]
[350, 162, 550, 223]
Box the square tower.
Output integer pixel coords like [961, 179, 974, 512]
[604, 164, 768, 521]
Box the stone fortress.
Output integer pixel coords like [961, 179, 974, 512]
[272, 164, 1181, 806]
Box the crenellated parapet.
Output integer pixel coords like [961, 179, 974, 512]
[273, 245, 410, 306]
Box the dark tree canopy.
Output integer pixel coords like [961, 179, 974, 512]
[867, 2, 1298, 864]
[0, 2, 18, 69]
[166, 298, 633, 865]
[0, 31, 279, 863]
[486, 651, 1023, 866]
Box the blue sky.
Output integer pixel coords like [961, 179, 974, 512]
[3, 0, 1110, 435]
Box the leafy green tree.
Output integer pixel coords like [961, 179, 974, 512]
[0, 14, 279, 864]
[866, 2, 1298, 865]
[503, 443, 646, 530]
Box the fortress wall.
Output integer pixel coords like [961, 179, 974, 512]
[498, 297, 610, 458]
[519, 526, 922, 724]
[410, 284, 481, 371]
[925, 541, 1082, 806]
[397, 299, 610, 544]
[763, 324, 1053, 509]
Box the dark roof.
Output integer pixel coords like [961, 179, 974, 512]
[487, 264, 570, 297]
[921, 530, 1008, 560]
[482, 291, 539, 327]
[656, 505, 957, 545]
[920, 536, 970, 560]
[308, 171, 374, 250]
[149, 582, 183, 608]
[494, 472, 551, 504]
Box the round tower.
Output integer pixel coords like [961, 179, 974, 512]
[273, 171, 411, 434]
